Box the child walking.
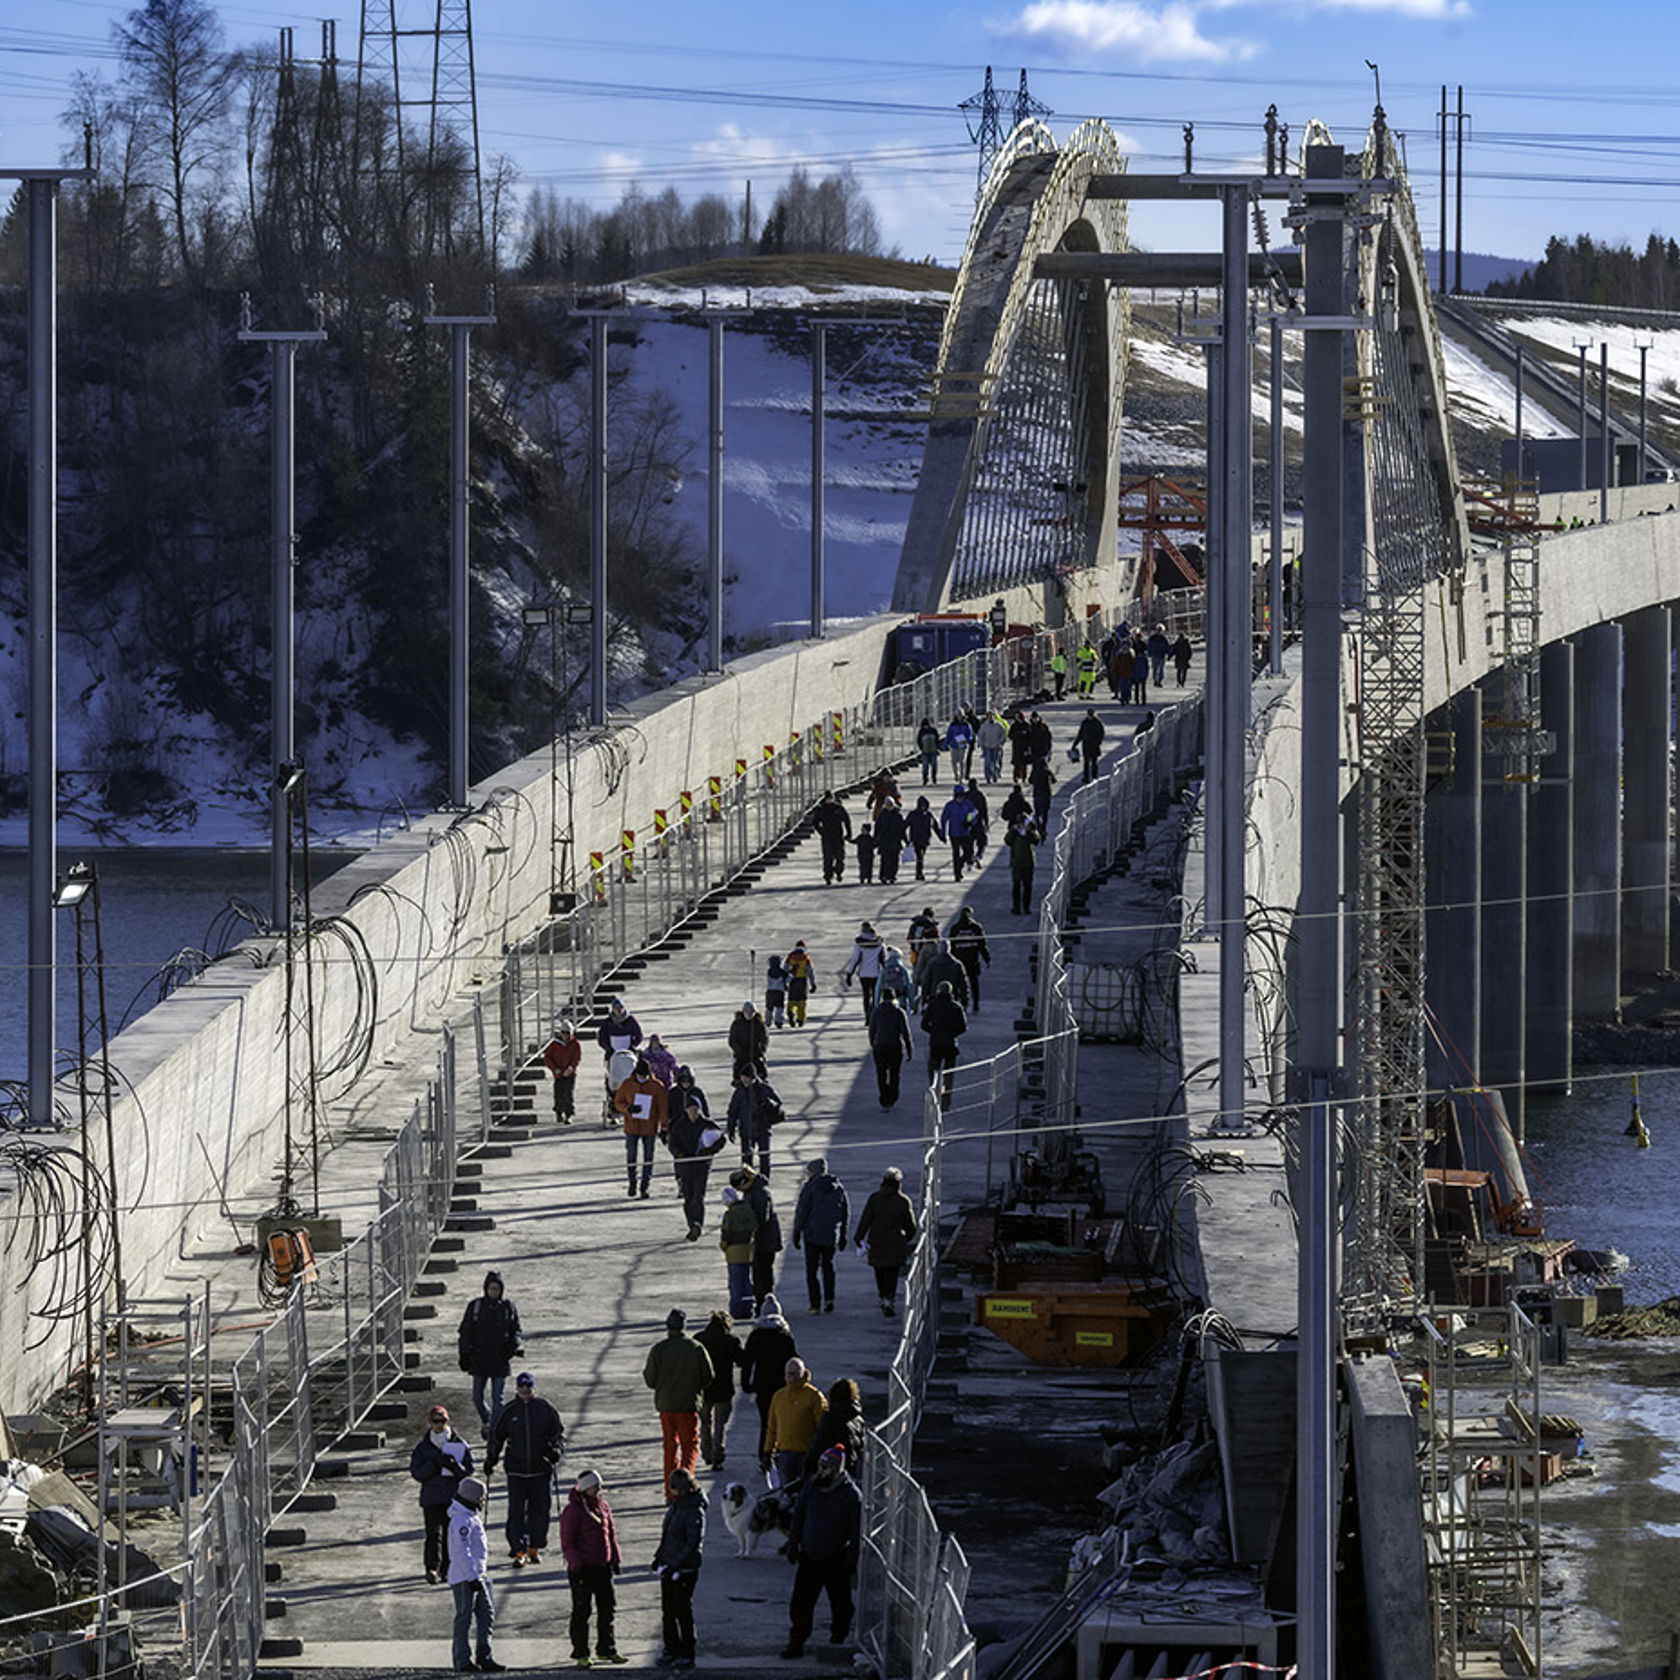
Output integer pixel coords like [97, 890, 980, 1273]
[765, 955, 788, 1028]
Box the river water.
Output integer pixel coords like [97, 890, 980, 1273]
[0, 850, 344, 1105]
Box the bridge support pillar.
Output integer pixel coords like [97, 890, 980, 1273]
[1573, 623, 1621, 1017]
[1527, 642, 1574, 1092]
[1622, 606, 1672, 981]
[1425, 688, 1481, 1093]
[1481, 686, 1528, 1139]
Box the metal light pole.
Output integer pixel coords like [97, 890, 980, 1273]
[1575, 341, 1590, 493]
[590, 315, 608, 727]
[811, 321, 827, 639]
[523, 590, 591, 913]
[424, 288, 497, 809]
[1638, 340, 1651, 480]
[1269, 312, 1285, 674]
[708, 317, 726, 671]
[1600, 341, 1611, 522]
[1513, 343, 1525, 479]
[238, 295, 326, 934]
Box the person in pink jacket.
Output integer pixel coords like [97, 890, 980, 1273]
[558, 1469, 627, 1666]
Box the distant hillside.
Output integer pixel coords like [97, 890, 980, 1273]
[1486, 233, 1680, 310]
[1421, 250, 1537, 294]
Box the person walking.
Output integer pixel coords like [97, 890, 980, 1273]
[939, 785, 977, 881]
[853, 1168, 918, 1317]
[1074, 707, 1106, 785]
[410, 1404, 474, 1584]
[916, 940, 970, 1010]
[595, 997, 643, 1062]
[1029, 754, 1056, 831]
[446, 1477, 504, 1673]
[1006, 814, 1044, 915]
[735, 1164, 784, 1313]
[946, 907, 991, 1012]
[1108, 637, 1135, 704]
[792, 1157, 849, 1314]
[643, 1309, 714, 1500]
[964, 777, 990, 859]
[877, 946, 914, 1012]
[484, 1371, 564, 1567]
[867, 990, 914, 1109]
[921, 981, 969, 1107]
[741, 1296, 798, 1470]
[977, 710, 1007, 781]
[542, 1021, 581, 1124]
[457, 1272, 522, 1436]
[643, 1033, 678, 1090]
[915, 717, 941, 785]
[614, 1056, 668, 1200]
[672, 1064, 710, 1122]
[765, 1358, 828, 1490]
[651, 1467, 705, 1668]
[1131, 630, 1151, 706]
[1050, 646, 1069, 700]
[904, 797, 937, 881]
[1008, 710, 1033, 781]
[558, 1468, 626, 1668]
[728, 1000, 769, 1080]
[943, 713, 974, 785]
[852, 821, 876, 884]
[1172, 630, 1193, 686]
[780, 1446, 862, 1659]
[905, 906, 940, 975]
[719, 1187, 758, 1319]
[874, 800, 905, 884]
[695, 1310, 743, 1471]
[667, 1097, 725, 1241]
[803, 1379, 866, 1480]
[764, 957, 788, 1028]
[1075, 640, 1099, 697]
[726, 1066, 784, 1180]
[811, 791, 852, 885]
[841, 921, 884, 1016]
[1147, 623, 1171, 687]
[1027, 710, 1054, 766]
[784, 942, 817, 1028]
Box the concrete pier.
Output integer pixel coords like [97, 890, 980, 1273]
[1425, 687, 1482, 1092]
[1622, 606, 1672, 980]
[1527, 642, 1573, 1092]
[1572, 623, 1622, 1019]
[1481, 690, 1528, 1135]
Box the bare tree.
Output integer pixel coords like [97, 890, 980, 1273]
[115, 0, 235, 283]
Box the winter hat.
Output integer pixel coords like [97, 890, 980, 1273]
[820, 1444, 846, 1466]
[666, 1308, 687, 1331]
[722, 1186, 741, 1204]
[516, 1371, 536, 1389]
[608, 997, 627, 1013]
[882, 1166, 903, 1184]
[557, 1019, 574, 1036]
[458, 1477, 487, 1506]
[575, 1469, 602, 1494]
[860, 921, 875, 935]
[730, 1166, 756, 1189]
[428, 1405, 451, 1425]
[634, 1056, 651, 1076]
[806, 1157, 827, 1179]
[742, 1000, 756, 1013]
[676, 1065, 694, 1081]
[760, 1294, 784, 1320]
[785, 1358, 807, 1381]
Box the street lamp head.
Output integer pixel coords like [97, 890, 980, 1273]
[522, 605, 552, 627]
[275, 761, 306, 794]
[53, 863, 94, 909]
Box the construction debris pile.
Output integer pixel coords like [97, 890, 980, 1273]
[1581, 1296, 1680, 1339]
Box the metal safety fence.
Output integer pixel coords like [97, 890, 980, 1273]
[0, 1026, 470, 1680]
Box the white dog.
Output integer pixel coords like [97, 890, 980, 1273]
[718, 1480, 797, 1557]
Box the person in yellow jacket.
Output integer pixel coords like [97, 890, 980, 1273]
[615, 1057, 668, 1200]
[1075, 641, 1099, 696]
[764, 1358, 828, 1489]
[1049, 648, 1068, 699]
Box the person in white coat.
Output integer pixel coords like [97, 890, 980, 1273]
[446, 1477, 505, 1672]
[841, 922, 885, 1018]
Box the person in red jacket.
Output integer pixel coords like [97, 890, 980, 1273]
[558, 1469, 627, 1666]
[542, 1021, 581, 1124]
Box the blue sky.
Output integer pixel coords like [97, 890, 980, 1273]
[4, 1, 1680, 267]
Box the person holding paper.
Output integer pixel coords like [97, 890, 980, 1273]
[614, 1056, 668, 1200]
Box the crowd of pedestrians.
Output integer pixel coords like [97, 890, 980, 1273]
[419, 627, 1192, 1667]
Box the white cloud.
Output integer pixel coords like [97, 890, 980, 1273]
[1000, 1, 1257, 63]
[691, 124, 811, 174]
[597, 150, 644, 183]
[1311, 0, 1470, 14]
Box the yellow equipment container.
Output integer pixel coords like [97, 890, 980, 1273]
[974, 1282, 1172, 1368]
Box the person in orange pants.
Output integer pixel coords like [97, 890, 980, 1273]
[643, 1309, 714, 1499]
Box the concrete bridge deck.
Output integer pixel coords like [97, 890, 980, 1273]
[238, 679, 1201, 1677]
